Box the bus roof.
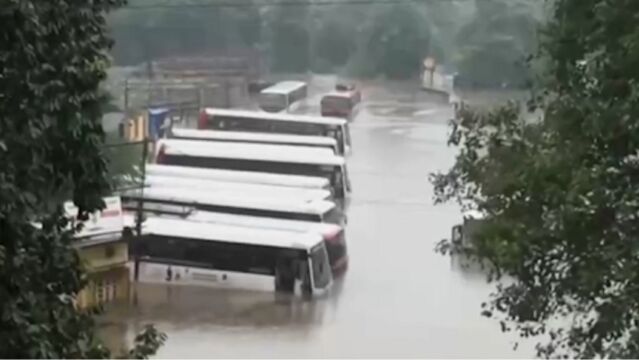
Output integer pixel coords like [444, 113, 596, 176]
[157, 139, 346, 167]
[124, 186, 337, 215]
[145, 164, 330, 189]
[322, 91, 359, 99]
[141, 216, 323, 250]
[170, 128, 337, 147]
[203, 108, 347, 126]
[186, 210, 342, 237]
[145, 174, 331, 201]
[260, 81, 306, 95]
[158, 138, 334, 159]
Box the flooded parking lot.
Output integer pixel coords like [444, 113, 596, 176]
[101, 84, 533, 358]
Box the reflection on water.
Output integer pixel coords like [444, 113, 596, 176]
[99, 274, 349, 352]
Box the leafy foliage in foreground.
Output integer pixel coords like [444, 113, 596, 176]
[0, 1, 164, 358]
[431, 0, 639, 357]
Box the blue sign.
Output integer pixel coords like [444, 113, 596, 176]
[148, 107, 170, 139]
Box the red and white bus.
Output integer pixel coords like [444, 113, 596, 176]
[197, 108, 352, 155]
[320, 89, 362, 120]
[187, 210, 348, 275]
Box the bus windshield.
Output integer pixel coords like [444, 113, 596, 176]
[310, 244, 332, 290]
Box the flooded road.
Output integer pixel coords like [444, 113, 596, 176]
[101, 83, 533, 358]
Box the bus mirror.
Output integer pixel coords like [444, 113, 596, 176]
[344, 215, 348, 225]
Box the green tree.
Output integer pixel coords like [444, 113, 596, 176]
[432, 0, 639, 357]
[454, 0, 541, 88]
[109, 0, 262, 65]
[420, 0, 472, 66]
[264, 1, 311, 72]
[0, 1, 164, 357]
[353, 3, 430, 79]
[313, 17, 356, 72]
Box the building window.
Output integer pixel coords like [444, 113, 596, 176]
[95, 280, 106, 304]
[94, 277, 117, 305]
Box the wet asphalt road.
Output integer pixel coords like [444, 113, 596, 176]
[101, 83, 533, 358]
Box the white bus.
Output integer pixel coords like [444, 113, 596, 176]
[144, 174, 332, 202]
[155, 139, 351, 199]
[158, 138, 334, 159]
[169, 128, 341, 155]
[146, 164, 331, 192]
[187, 210, 348, 275]
[259, 81, 307, 113]
[133, 216, 332, 295]
[122, 186, 344, 224]
[198, 108, 352, 155]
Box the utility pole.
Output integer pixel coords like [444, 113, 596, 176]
[133, 138, 149, 282]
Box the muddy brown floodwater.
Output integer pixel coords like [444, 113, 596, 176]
[100, 80, 535, 358]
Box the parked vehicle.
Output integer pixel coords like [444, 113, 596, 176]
[122, 186, 344, 224]
[321, 89, 362, 120]
[187, 210, 349, 275]
[155, 139, 352, 199]
[169, 128, 340, 155]
[145, 164, 332, 192]
[258, 81, 307, 113]
[198, 108, 352, 155]
[132, 216, 332, 295]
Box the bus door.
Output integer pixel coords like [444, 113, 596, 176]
[275, 256, 297, 293]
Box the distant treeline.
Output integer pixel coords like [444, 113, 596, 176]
[109, 0, 545, 88]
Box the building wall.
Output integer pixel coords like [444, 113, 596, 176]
[76, 242, 130, 309]
[80, 242, 129, 270]
[77, 267, 130, 309]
